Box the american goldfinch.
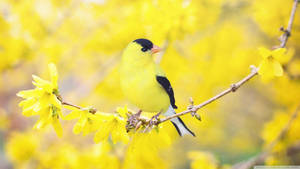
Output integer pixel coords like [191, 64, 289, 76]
[120, 38, 195, 136]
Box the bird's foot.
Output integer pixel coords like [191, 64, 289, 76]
[149, 112, 161, 126]
[126, 110, 142, 132]
[143, 112, 161, 133]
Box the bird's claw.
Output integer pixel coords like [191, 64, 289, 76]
[150, 112, 161, 126]
[126, 110, 142, 132]
[143, 112, 161, 133]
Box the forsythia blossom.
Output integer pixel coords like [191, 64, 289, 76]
[17, 62, 130, 143]
[17, 63, 63, 137]
[258, 47, 288, 80]
[64, 106, 104, 136]
[94, 107, 129, 144]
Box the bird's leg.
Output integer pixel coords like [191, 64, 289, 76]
[151, 111, 161, 124]
[133, 109, 143, 130]
[135, 109, 142, 117]
[144, 112, 161, 132]
[126, 109, 143, 132]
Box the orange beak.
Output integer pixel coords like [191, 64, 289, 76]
[151, 45, 161, 54]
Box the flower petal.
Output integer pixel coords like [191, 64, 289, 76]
[272, 48, 286, 60]
[49, 95, 62, 109]
[32, 75, 52, 93]
[111, 120, 129, 144]
[258, 47, 272, 59]
[73, 122, 83, 135]
[52, 117, 63, 137]
[64, 110, 81, 120]
[116, 106, 128, 118]
[48, 63, 58, 88]
[94, 122, 113, 143]
[258, 60, 272, 76]
[276, 48, 294, 64]
[16, 89, 38, 99]
[258, 60, 274, 82]
[82, 119, 93, 136]
[272, 60, 283, 76]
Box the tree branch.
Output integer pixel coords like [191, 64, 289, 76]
[61, 101, 97, 114]
[279, 0, 298, 48]
[55, 92, 97, 114]
[157, 0, 298, 126]
[232, 1, 299, 168]
[281, 0, 299, 79]
[158, 66, 258, 124]
[135, 0, 299, 128]
[61, 101, 83, 110]
[51, 0, 298, 139]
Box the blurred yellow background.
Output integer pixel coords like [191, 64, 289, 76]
[1, 0, 300, 168]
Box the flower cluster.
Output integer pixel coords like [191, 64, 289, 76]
[17, 63, 63, 137]
[17, 63, 130, 143]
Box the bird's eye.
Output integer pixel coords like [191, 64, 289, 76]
[141, 47, 148, 52]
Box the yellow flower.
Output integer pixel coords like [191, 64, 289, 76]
[124, 126, 172, 169]
[64, 106, 104, 136]
[128, 125, 172, 152]
[17, 63, 63, 137]
[116, 105, 129, 118]
[258, 47, 287, 80]
[94, 109, 129, 144]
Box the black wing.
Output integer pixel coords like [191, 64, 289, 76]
[156, 76, 178, 109]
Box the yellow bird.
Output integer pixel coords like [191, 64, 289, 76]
[120, 38, 195, 136]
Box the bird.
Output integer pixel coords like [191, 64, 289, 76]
[120, 38, 195, 137]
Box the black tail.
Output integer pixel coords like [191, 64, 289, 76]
[171, 117, 195, 137]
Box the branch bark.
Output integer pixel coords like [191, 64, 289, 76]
[158, 66, 258, 124]
[55, 92, 97, 114]
[232, 1, 299, 168]
[279, 0, 298, 48]
[158, 0, 298, 125]
[281, 0, 299, 79]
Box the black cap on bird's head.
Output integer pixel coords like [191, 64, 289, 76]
[133, 38, 161, 54]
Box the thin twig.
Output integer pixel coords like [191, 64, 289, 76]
[279, 0, 298, 48]
[232, 104, 300, 169]
[55, 92, 97, 114]
[61, 101, 83, 110]
[61, 101, 97, 114]
[159, 66, 258, 124]
[232, 1, 299, 168]
[280, 0, 299, 79]
[158, 0, 298, 125]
